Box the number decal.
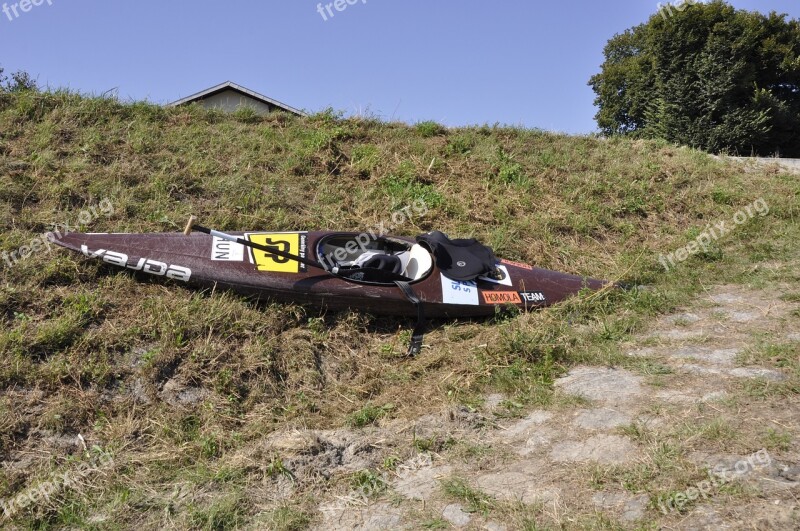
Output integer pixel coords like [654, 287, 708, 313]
[247, 233, 307, 273]
[262, 237, 291, 264]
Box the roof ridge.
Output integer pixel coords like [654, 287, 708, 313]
[168, 81, 306, 116]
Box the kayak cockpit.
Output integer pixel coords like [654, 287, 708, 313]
[316, 234, 434, 285]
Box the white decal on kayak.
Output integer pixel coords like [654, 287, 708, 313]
[80, 245, 192, 282]
[211, 237, 245, 262]
[479, 265, 512, 287]
[520, 291, 546, 304]
[441, 273, 479, 305]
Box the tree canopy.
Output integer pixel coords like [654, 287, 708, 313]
[0, 66, 37, 93]
[589, 1, 800, 156]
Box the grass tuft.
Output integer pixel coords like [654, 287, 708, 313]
[441, 477, 493, 515]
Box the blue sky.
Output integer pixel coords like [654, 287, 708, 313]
[1, 0, 798, 134]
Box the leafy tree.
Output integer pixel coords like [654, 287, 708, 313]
[589, 1, 800, 156]
[0, 65, 38, 92]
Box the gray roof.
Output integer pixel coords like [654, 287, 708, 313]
[169, 81, 307, 116]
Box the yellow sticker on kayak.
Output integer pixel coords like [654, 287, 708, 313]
[247, 232, 307, 273]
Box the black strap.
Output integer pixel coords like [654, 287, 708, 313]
[394, 281, 426, 356]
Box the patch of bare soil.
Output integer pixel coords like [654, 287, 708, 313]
[257, 285, 800, 529]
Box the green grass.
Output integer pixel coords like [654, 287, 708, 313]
[763, 428, 792, 451]
[256, 506, 312, 531]
[1, 88, 799, 527]
[347, 403, 394, 427]
[415, 120, 447, 138]
[350, 469, 387, 497]
[190, 493, 247, 530]
[441, 477, 494, 515]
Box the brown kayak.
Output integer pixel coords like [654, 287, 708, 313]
[52, 230, 608, 319]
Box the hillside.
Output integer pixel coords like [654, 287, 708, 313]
[1, 91, 799, 529]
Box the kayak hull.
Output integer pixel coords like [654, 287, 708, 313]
[52, 231, 608, 318]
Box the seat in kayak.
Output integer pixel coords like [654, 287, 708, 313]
[357, 252, 403, 274]
[316, 234, 435, 285]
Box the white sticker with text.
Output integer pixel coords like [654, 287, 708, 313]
[441, 274, 479, 305]
[211, 237, 245, 262]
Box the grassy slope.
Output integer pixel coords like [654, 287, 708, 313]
[0, 91, 798, 528]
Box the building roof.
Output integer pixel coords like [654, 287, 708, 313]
[169, 81, 307, 116]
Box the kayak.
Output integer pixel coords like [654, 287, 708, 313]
[51, 229, 609, 319]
